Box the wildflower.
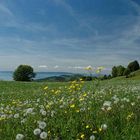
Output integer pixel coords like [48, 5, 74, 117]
[14, 113, 19, 119]
[44, 86, 48, 90]
[38, 121, 47, 129]
[80, 134, 85, 139]
[70, 104, 75, 108]
[40, 131, 47, 139]
[33, 128, 41, 135]
[90, 135, 95, 140]
[21, 119, 26, 124]
[85, 65, 93, 71]
[101, 124, 107, 131]
[16, 134, 24, 140]
[86, 125, 90, 129]
[126, 113, 134, 121]
[103, 101, 111, 107]
[26, 108, 34, 114]
[96, 66, 104, 73]
[41, 110, 47, 116]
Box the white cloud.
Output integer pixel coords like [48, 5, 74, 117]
[0, 3, 13, 16]
[38, 65, 48, 68]
[54, 65, 59, 69]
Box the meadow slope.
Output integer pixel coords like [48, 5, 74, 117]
[0, 79, 140, 140]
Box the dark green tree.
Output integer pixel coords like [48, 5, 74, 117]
[112, 66, 118, 77]
[123, 68, 131, 78]
[13, 65, 36, 81]
[117, 65, 126, 76]
[127, 60, 140, 72]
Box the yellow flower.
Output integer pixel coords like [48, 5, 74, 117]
[86, 125, 90, 129]
[76, 109, 80, 113]
[99, 128, 102, 132]
[83, 93, 87, 97]
[80, 134, 85, 139]
[70, 104, 75, 108]
[93, 130, 97, 134]
[44, 86, 48, 90]
[126, 112, 134, 121]
[85, 65, 92, 71]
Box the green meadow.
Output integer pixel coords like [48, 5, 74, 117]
[0, 77, 140, 140]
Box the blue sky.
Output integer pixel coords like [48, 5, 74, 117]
[0, 0, 140, 72]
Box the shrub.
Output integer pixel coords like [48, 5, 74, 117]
[13, 65, 36, 81]
[127, 60, 140, 72]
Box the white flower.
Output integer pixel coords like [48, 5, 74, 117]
[101, 124, 107, 131]
[26, 108, 34, 114]
[90, 135, 95, 140]
[33, 128, 41, 135]
[41, 110, 47, 116]
[38, 121, 47, 129]
[21, 119, 26, 124]
[16, 134, 24, 140]
[103, 101, 111, 107]
[14, 113, 19, 118]
[40, 131, 47, 139]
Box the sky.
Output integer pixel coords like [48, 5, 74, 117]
[0, 0, 140, 72]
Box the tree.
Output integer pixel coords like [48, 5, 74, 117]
[117, 65, 126, 76]
[123, 68, 131, 78]
[112, 66, 118, 77]
[13, 65, 36, 81]
[127, 60, 140, 72]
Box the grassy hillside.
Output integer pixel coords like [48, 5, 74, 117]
[110, 69, 140, 81]
[0, 80, 140, 140]
[130, 69, 140, 80]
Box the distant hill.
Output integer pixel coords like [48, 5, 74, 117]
[35, 74, 84, 82]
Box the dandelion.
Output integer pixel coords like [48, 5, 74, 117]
[33, 128, 41, 135]
[38, 121, 47, 129]
[26, 108, 34, 114]
[14, 113, 19, 118]
[70, 104, 75, 108]
[101, 124, 107, 131]
[90, 135, 95, 140]
[86, 125, 90, 129]
[80, 134, 85, 139]
[85, 65, 92, 71]
[44, 86, 48, 90]
[16, 134, 24, 140]
[40, 110, 47, 116]
[40, 131, 47, 139]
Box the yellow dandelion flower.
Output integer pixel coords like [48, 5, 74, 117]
[44, 86, 48, 90]
[70, 104, 75, 108]
[93, 130, 97, 134]
[86, 125, 90, 129]
[85, 65, 92, 71]
[80, 134, 85, 139]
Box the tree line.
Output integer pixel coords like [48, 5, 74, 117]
[112, 60, 140, 78]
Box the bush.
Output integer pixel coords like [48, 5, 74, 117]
[13, 65, 36, 81]
[127, 60, 140, 72]
[123, 68, 131, 78]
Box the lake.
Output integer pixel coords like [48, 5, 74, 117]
[0, 71, 73, 81]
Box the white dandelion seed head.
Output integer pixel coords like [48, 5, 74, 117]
[40, 131, 47, 139]
[90, 135, 95, 140]
[101, 124, 107, 131]
[16, 134, 24, 140]
[14, 113, 19, 119]
[38, 121, 47, 129]
[41, 111, 47, 116]
[33, 128, 41, 135]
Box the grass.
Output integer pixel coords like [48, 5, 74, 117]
[0, 79, 140, 140]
